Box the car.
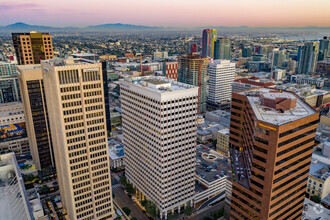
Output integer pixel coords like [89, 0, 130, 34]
[211, 169, 216, 172]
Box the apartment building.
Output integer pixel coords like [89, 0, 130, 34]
[41, 58, 114, 219]
[120, 76, 198, 219]
[229, 88, 318, 220]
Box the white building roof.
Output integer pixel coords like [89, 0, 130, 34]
[242, 88, 316, 125]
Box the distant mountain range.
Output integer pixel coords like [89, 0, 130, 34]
[0, 22, 159, 32]
[0, 22, 329, 33]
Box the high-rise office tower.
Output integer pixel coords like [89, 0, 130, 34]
[207, 60, 235, 109]
[16, 65, 55, 170]
[242, 46, 252, 58]
[272, 48, 286, 69]
[214, 38, 231, 60]
[202, 29, 210, 58]
[297, 42, 319, 75]
[12, 32, 54, 65]
[41, 58, 114, 219]
[318, 36, 330, 61]
[120, 76, 198, 219]
[178, 55, 209, 113]
[202, 29, 217, 58]
[229, 88, 318, 220]
[210, 29, 217, 58]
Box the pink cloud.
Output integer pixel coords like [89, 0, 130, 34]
[0, 2, 43, 11]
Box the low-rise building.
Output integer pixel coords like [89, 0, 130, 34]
[216, 128, 230, 156]
[197, 122, 226, 143]
[108, 144, 124, 170]
[205, 110, 231, 127]
[0, 102, 29, 154]
[194, 146, 228, 209]
[306, 158, 330, 200]
[232, 76, 275, 93]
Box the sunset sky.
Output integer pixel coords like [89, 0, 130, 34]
[0, 0, 329, 27]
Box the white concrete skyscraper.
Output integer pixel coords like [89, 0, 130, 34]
[120, 76, 198, 219]
[207, 60, 235, 109]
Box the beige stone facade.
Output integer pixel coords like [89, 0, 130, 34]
[41, 59, 114, 220]
[16, 65, 55, 170]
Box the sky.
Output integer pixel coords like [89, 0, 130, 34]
[0, 0, 329, 27]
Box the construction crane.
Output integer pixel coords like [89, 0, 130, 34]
[138, 55, 153, 76]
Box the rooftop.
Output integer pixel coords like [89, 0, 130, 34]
[0, 153, 33, 219]
[41, 58, 97, 67]
[241, 88, 316, 125]
[302, 198, 330, 220]
[309, 158, 330, 182]
[0, 102, 24, 118]
[234, 77, 276, 87]
[121, 76, 197, 93]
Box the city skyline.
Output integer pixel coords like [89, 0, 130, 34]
[1, 0, 330, 27]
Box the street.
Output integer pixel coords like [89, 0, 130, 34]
[112, 173, 149, 220]
[190, 201, 225, 220]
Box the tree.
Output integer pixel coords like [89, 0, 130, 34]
[131, 218, 137, 220]
[40, 184, 50, 194]
[123, 207, 131, 216]
[167, 212, 179, 219]
[211, 206, 224, 219]
[184, 205, 194, 216]
[145, 201, 157, 217]
[141, 200, 148, 207]
[114, 217, 121, 220]
[120, 176, 127, 186]
[311, 195, 321, 203]
[203, 217, 212, 220]
[125, 183, 136, 195]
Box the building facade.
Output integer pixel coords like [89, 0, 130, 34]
[298, 42, 319, 75]
[12, 32, 54, 65]
[16, 65, 55, 171]
[0, 102, 29, 154]
[41, 59, 114, 219]
[120, 76, 198, 219]
[202, 29, 217, 58]
[229, 88, 318, 220]
[178, 55, 209, 113]
[214, 38, 231, 60]
[207, 60, 235, 109]
[162, 61, 178, 80]
[318, 36, 330, 61]
[217, 128, 230, 156]
[272, 49, 286, 69]
[0, 62, 20, 103]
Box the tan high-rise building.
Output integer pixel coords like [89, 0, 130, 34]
[12, 32, 54, 65]
[16, 65, 55, 171]
[41, 58, 114, 220]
